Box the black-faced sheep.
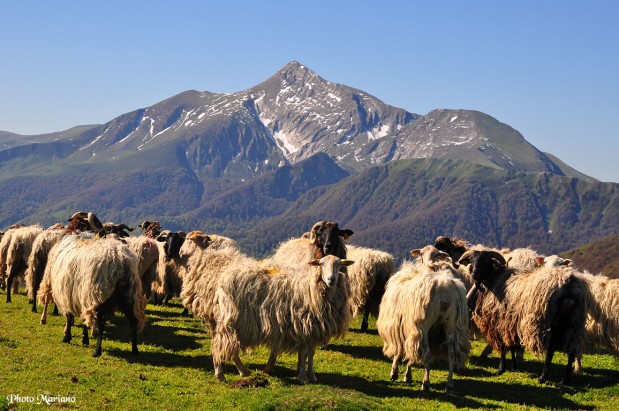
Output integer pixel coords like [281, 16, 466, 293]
[460, 249, 586, 384]
[267, 221, 353, 267]
[38, 235, 146, 356]
[377, 246, 470, 392]
[4, 225, 44, 302]
[211, 254, 353, 384]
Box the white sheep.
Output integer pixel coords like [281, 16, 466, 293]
[344, 244, 395, 332]
[0, 225, 24, 291]
[377, 250, 470, 392]
[211, 254, 353, 384]
[4, 225, 43, 302]
[151, 230, 239, 306]
[25, 224, 70, 312]
[38, 235, 146, 356]
[569, 267, 619, 374]
[125, 236, 160, 299]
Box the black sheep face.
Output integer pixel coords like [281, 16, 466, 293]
[467, 250, 507, 286]
[163, 232, 185, 261]
[315, 223, 353, 257]
[434, 236, 467, 267]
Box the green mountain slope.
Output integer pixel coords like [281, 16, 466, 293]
[560, 235, 619, 278]
[233, 159, 619, 259]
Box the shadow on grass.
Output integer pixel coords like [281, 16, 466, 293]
[325, 343, 384, 361]
[106, 347, 213, 370]
[103, 316, 206, 352]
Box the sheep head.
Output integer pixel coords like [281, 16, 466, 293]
[411, 245, 452, 270]
[178, 231, 212, 260]
[542, 255, 573, 267]
[459, 250, 507, 287]
[309, 221, 353, 257]
[308, 255, 354, 287]
[434, 236, 469, 268]
[140, 220, 162, 238]
[157, 230, 188, 261]
[67, 212, 90, 231]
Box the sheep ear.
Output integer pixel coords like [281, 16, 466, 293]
[535, 256, 545, 267]
[491, 258, 504, 271]
[308, 259, 321, 266]
[339, 229, 353, 239]
[200, 236, 212, 248]
[564, 259, 573, 266]
[458, 250, 473, 266]
[411, 249, 421, 257]
[340, 259, 354, 267]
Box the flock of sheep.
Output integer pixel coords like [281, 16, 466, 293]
[0, 214, 617, 393]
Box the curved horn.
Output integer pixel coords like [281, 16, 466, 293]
[458, 250, 475, 266]
[309, 221, 326, 243]
[466, 283, 478, 307]
[87, 212, 103, 231]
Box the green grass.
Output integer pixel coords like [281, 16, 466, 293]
[0, 292, 618, 410]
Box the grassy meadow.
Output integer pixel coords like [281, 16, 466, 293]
[0, 291, 618, 410]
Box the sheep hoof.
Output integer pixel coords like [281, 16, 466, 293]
[421, 383, 430, 392]
[360, 322, 369, 333]
[495, 368, 506, 376]
[216, 374, 226, 383]
[93, 349, 102, 358]
[132, 347, 139, 356]
[445, 385, 454, 394]
[538, 375, 547, 384]
[62, 336, 71, 344]
[40, 319, 46, 325]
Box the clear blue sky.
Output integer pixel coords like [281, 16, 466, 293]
[1, 1, 618, 182]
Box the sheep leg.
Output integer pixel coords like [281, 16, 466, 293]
[52, 304, 59, 316]
[93, 313, 106, 357]
[296, 347, 309, 385]
[233, 353, 250, 377]
[360, 305, 370, 333]
[510, 347, 519, 370]
[62, 314, 74, 343]
[40, 301, 49, 325]
[445, 341, 455, 393]
[404, 363, 412, 383]
[538, 347, 555, 383]
[31, 288, 38, 313]
[574, 353, 582, 375]
[496, 351, 507, 375]
[82, 325, 90, 346]
[561, 352, 576, 385]
[264, 351, 278, 375]
[480, 343, 493, 358]
[307, 345, 317, 383]
[421, 362, 430, 392]
[5, 267, 16, 303]
[389, 356, 400, 381]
